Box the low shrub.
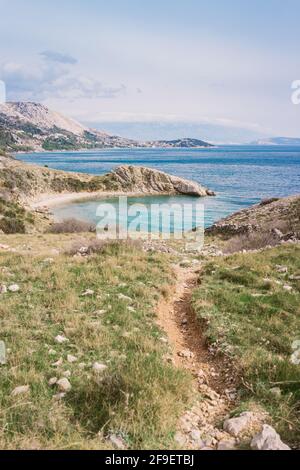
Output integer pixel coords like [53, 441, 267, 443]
[49, 218, 96, 234]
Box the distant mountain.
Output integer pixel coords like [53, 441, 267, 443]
[0, 102, 138, 152]
[0, 102, 213, 152]
[251, 137, 300, 146]
[147, 138, 213, 148]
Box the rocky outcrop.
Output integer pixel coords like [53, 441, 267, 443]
[111, 165, 214, 197]
[206, 194, 300, 240]
[251, 425, 290, 451]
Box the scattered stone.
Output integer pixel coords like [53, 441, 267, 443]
[8, 284, 20, 292]
[283, 285, 293, 292]
[217, 438, 237, 450]
[0, 284, 7, 294]
[289, 275, 300, 281]
[48, 377, 58, 386]
[63, 370, 71, 378]
[54, 335, 69, 344]
[67, 354, 78, 363]
[270, 387, 281, 398]
[81, 289, 95, 297]
[57, 378, 71, 393]
[276, 265, 288, 273]
[11, 385, 30, 397]
[52, 357, 63, 367]
[95, 309, 106, 315]
[118, 293, 132, 302]
[127, 306, 136, 312]
[159, 337, 168, 344]
[78, 362, 86, 369]
[107, 434, 127, 450]
[48, 349, 57, 356]
[174, 431, 187, 446]
[93, 362, 107, 373]
[251, 425, 290, 451]
[178, 349, 194, 359]
[0, 341, 6, 365]
[223, 412, 256, 437]
[190, 429, 205, 447]
[78, 246, 89, 255]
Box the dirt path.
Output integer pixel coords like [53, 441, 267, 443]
[157, 263, 237, 450]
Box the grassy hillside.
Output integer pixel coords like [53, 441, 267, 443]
[192, 244, 300, 445]
[0, 238, 192, 450]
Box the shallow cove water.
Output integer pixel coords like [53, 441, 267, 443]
[17, 146, 300, 231]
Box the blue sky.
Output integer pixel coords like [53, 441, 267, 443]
[0, 0, 300, 142]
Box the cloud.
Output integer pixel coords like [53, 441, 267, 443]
[0, 54, 126, 102]
[40, 50, 78, 65]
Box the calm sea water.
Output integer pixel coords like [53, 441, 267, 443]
[17, 146, 300, 230]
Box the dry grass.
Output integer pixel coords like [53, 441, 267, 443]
[0, 238, 192, 449]
[192, 244, 300, 447]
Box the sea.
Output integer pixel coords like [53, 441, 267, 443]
[17, 146, 300, 232]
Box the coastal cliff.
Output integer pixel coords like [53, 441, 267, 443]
[0, 156, 214, 233]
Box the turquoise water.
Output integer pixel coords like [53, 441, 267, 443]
[17, 146, 300, 229]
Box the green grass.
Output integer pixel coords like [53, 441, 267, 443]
[192, 244, 300, 446]
[0, 240, 191, 449]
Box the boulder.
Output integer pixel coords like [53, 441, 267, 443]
[57, 378, 72, 393]
[223, 412, 256, 437]
[251, 425, 290, 450]
[11, 385, 30, 396]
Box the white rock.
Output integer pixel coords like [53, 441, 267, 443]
[159, 337, 168, 344]
[55, 335, 69, 344]
[283, 285, 293, 292]
[63, 370, 71, 378]
[276, 265, 288, 273]
[107, 434, 127, 450]
[0, 340, 6, 365]
[93, 362, 107, 373]
[118, 293, 132, 302]
[52, 357, 63, 367]
[57, 378, 72, 393]
[48, 349, 57, 356]
[290, 348, 300, 365]
[48, 377, 58, 386]
[251, 425, 290, 450]
[81, 289, 94, 296]
[223, 412, 255, 437]
[127, 306, 136, 312]
[11, 385, 30, 396]
[67, 354, 78, 363]
[8, 284, 20, 292]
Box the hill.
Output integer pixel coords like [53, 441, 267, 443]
[251, 137, 300, 146]
[0, 102, 138, 152]
[0, 102, 213, 152]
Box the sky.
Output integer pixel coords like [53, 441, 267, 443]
[0, 0, 300, 142]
